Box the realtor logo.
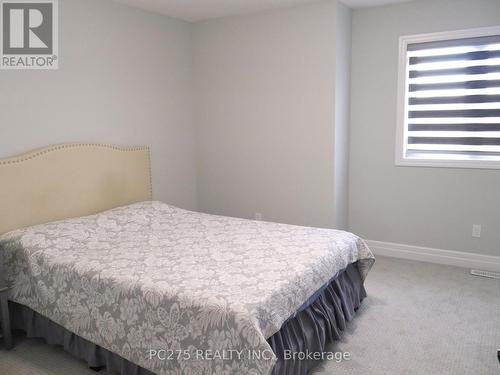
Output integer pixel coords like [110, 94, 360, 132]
[1, 0, 58, 69]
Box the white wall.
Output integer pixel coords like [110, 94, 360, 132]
[349, 0, 500, 256]
[0, 0, 198, 210]
[194, 0, 350, 229]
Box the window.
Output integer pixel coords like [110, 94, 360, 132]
[396, 26, 500, 169]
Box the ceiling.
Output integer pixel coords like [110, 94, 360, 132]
[341, 0, 414, 8]
[110, 0, 416, 22]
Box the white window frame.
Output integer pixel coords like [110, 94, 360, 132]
[395, 25, 500, 170]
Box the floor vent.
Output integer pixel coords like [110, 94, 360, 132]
[470, 269, 500, 280]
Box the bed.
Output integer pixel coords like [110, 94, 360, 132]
[0, 143, 374, 375]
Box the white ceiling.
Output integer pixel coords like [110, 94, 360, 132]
[111, 0, 416, 22]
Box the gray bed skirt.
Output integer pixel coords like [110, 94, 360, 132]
[9, 262, 366, 375]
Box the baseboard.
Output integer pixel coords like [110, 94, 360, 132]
[366, 240, 500, 272]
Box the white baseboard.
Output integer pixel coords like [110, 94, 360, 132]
[366, 240, 500, 272]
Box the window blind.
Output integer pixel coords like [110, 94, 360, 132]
[405, 33, 500, 161]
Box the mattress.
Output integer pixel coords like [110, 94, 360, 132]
[0, 201, 374, 375]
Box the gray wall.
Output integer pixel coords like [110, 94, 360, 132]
[4, 0, 498, 258]
[0, 0, 198, 210]
[333, 2, 351, 230]
[194, 0, 349, 229]
[349, 0, 500, 256]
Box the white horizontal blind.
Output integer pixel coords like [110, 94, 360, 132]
[404, 33, 500, 161]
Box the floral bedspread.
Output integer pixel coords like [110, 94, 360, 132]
[0, 201, 374, 375]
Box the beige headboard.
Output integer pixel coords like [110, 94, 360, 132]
[0, 143, 152, 235]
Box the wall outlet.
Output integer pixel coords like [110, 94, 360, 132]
[254, 212, 262, 220]
[472, 224, 481, 238]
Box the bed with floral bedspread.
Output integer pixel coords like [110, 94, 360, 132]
[0, 201, 374, 375]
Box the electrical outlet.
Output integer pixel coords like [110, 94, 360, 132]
[472, 224, 481, 238]
[254, 212, 262, 220]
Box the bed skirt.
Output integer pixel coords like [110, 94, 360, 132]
[9, 262, 366, 375]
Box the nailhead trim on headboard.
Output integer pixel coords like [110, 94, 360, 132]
[0, 143, 153, 199]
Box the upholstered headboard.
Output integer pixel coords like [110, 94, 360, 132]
[0, 143, 152, 235]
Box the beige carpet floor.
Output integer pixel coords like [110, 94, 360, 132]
[1, 256, 499, 375]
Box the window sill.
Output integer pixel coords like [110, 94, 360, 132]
[395, 157, 500, 170]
